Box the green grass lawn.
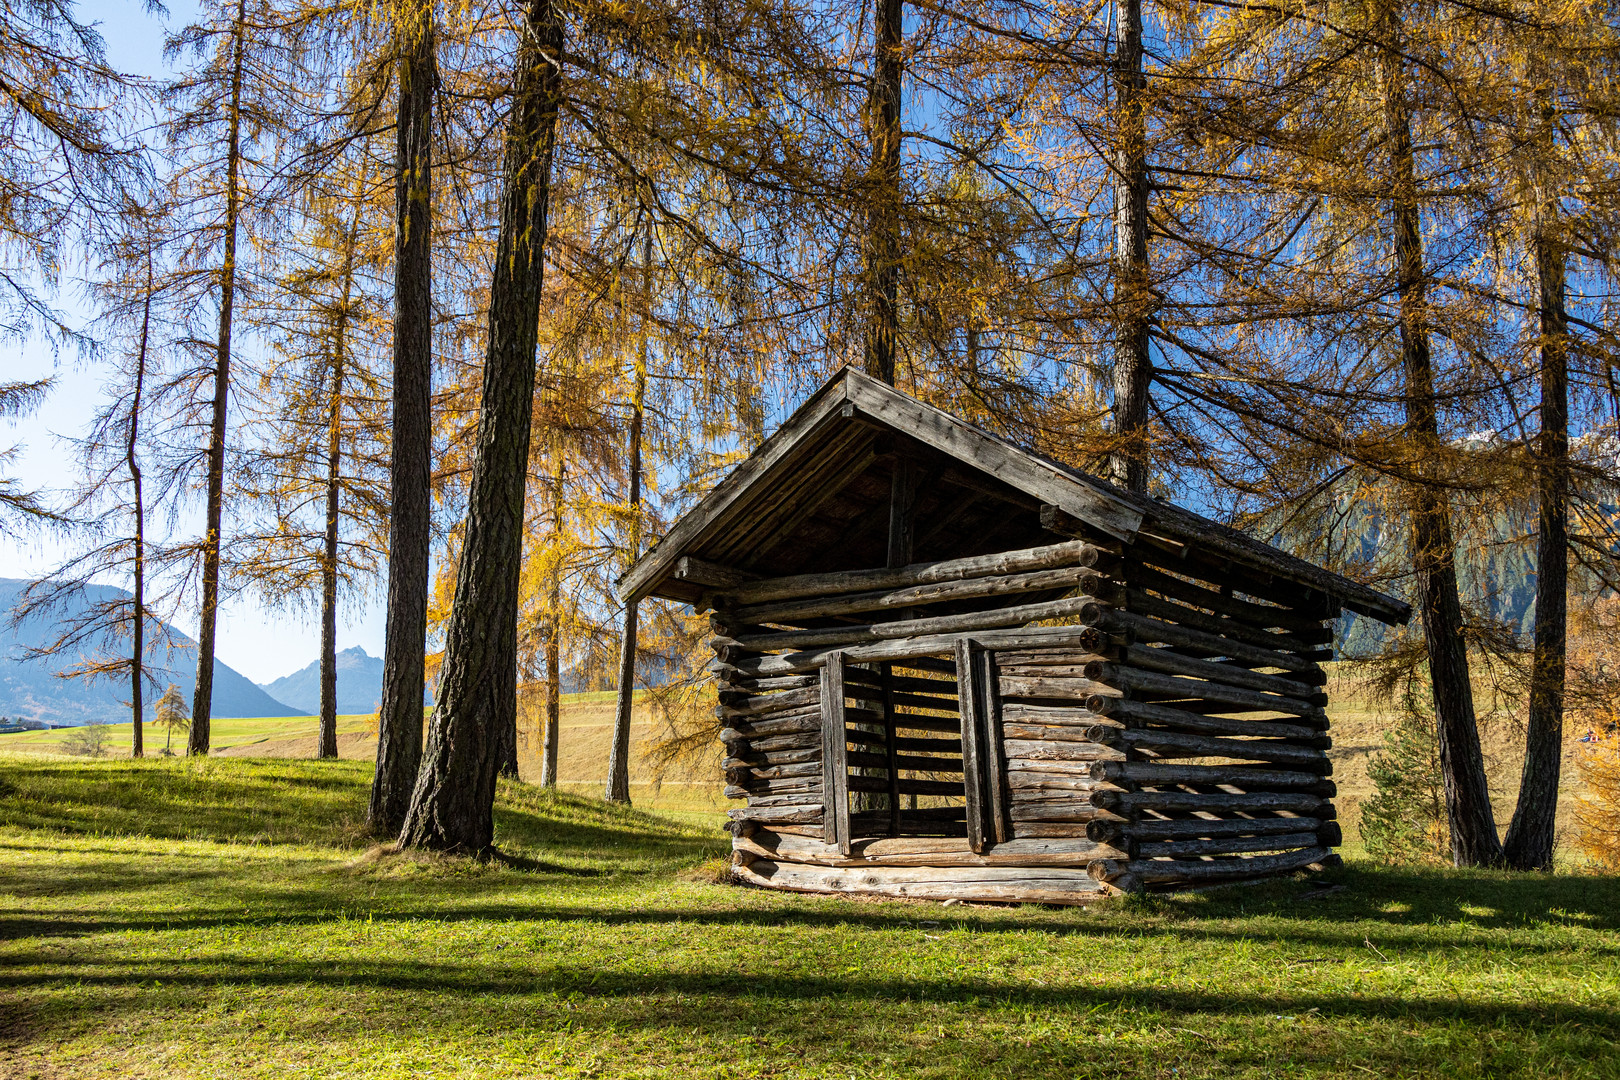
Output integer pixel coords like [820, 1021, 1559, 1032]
[0, 714, 380, 756]
[1, 756, 1616, 1079]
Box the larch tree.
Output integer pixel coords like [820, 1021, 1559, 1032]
[398, 0, 564, 851]
[161, 0, 286, 754]
[13, 203, 186, 751]
[372, 0, 439, 834]
[234, 148, 391, 759]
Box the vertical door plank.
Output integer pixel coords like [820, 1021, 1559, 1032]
[955, 638, 990, 854]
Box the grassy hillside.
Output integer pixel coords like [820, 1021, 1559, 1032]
[0, 756, 1616, 1079]
[7, 673, 1597, 852]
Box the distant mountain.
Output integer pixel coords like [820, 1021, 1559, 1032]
[257, 646, 428, 716]
[0, 578, 300, 726]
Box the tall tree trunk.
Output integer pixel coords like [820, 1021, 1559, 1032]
[397, 0, 562, 852]
[129, 263, 152, 759]
[540, 450, 564, 788]
[862, 0, 902, 385]
[189, 0, 248, 755]
[1107, 0, 1153, 493]
[1504, 97, 1569, 871]
[605, 239, 650, 805]
[1378, 2, 1502, 866]
[371, 4, 436, 832]
[319, 347, 345, 760]
[319, 185, 364, 762]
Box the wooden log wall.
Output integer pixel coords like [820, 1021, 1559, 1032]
[710, 533, 1343, 901]
[1069, 539, 1343, 892]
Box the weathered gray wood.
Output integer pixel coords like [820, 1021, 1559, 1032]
[723, 747, 821, 769]
[845, 375, 1146, 540]
[722, 732, 821, 757]
[999, 703, 1106, 725]
[956, 639, 989, 853]
[728, 804, 824, 824]
[1091, 788, 1331, 815]
[735, 856, 1107, 904]
[998, 674, 1116, 701]
[1087, 696, 1326, 740]
[1010, 802, 1102, 823]
[1001, 723, 1108, 743]
[1087, 815, 1326, 843]
[719, 712, 823, 741]
[1086, 604, 1320, 675]
[1089, 760, 1333, 791]
[820, 657, 849, 854]
[728, 565, 1117, 626]
[1118, 645, 1323, 701]
[1006, 771, 1099, 791]
[716, 686, 822, 720]
[675, 556, 757, 590]
[993, 647, 1112, 667]
[977, 644, 1009, 848]
[1133, 831, 1322, 859]
[1088, 846, 1332, 884]
[1130, 563, 1331, 637]
[726, 781, 822, 799]
[1004, 739, 1120, 761]
[1086, 662, 1326, 718]
[1128, 590, 1333, 660]
[727, 761, 823, 782]
[731, 623, 1101, 677]
[725, 595, 1100, 653]
[711, 538, 1109, 608]
[1007, 757, 1106, 775]
[619, 375, 856, 603]
[739, 830, 1126, 867]
[1085, 725, 1332, 768]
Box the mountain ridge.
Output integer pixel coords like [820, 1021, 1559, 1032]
[0, 578, 300, 725]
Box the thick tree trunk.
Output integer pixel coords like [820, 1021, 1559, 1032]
[1107, 0, 1153, 494]
[862, 0, 902, 385]
[371, 6, 436, 832]
[1504, 104, 1569, 871]
[540, 452, 564, 788]
[129, 267, 152, 759]
[605, 312, 647, 805]
[189, 0, 249, 756]
[397, 0, 561, 852]
[319, 349, 344, 760]
[1379, 4, 1501, 867]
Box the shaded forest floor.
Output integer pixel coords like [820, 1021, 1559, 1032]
[1, 758, 1617, 1079]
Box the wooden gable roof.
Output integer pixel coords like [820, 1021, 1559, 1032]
[620, 368, 1410, 625]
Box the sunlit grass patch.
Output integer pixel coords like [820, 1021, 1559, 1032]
[1, 757, 1617, 1079]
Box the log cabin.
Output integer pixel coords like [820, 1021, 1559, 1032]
[617, 368, 1411, 902]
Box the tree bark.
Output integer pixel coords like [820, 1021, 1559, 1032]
[129, 263, 152, 759]
[189, 0, 248, 756]
[605, 255, 649, 805]
[540, 450, 564, 788]
[862, 0, 902, 385]
[319, 183, 364, 762]
[397, 0, 562, 853]
[318, 336, 345, 760]
[1378, 1, 1501, 867]
[371, 4, 436, 832]
[1107, 0, 1153, 493]
[1504, 97, 1569, 871]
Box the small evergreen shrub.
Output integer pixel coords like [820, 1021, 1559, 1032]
[1360, 690, 1447, 864]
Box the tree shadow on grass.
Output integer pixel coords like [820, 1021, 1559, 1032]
[3, 864, 1617, 961]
